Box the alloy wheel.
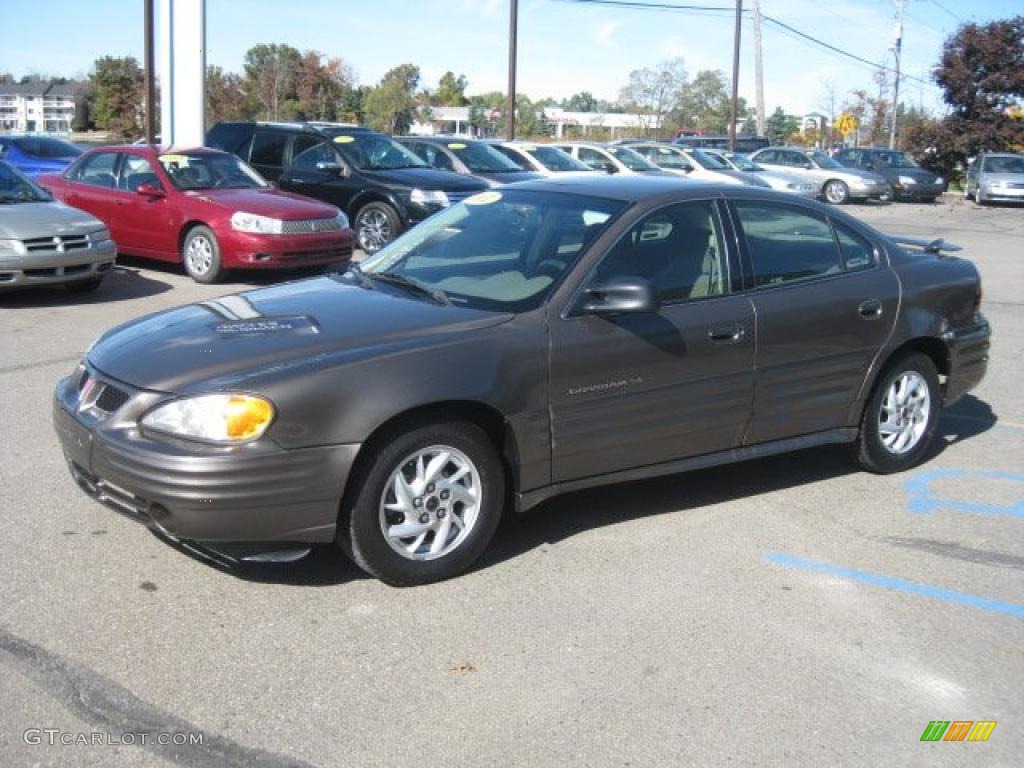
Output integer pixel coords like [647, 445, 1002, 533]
[878, 371, 931, 455]
[357, 209, 391, 252]
[378, 445, 482, 561]
[825, 180, 849, 204]
[186, 235, 214, 276]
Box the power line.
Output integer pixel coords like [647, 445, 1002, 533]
[552, 0, 940, 89]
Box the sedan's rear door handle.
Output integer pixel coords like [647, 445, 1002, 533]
[858, 299, 883, 319]
[708, 324, 746, 343]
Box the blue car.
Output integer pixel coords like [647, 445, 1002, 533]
[0, 136, 82, 178]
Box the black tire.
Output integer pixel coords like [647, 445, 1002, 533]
[182, 225, 224, 284]
[339, 420, 505, 586]
[354, 202, 401, 255]
[851, 352, 940, 474]
[823, 179, 850, 205]
[64, 276, 103, 293]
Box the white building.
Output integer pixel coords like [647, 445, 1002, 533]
[411, 105, 649, 139]
[0, 82, 76, 133]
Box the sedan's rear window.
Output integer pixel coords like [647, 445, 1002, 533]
[734, 202, 842, 287]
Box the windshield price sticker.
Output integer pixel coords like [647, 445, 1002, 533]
[447, 143, 467, 149]
[159, 154, 189, 166]
[333, 136, 356, 144]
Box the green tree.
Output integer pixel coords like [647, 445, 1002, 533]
[434, 71, 469, 106]
[242, 43, 302, 120]
[565, 91, 598, 112]
[363, 64, 421, 134]
[88, 56, 144, 139]
[765, 106, 799, 145]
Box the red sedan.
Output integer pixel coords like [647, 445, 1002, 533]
[38, 146, 354, 283]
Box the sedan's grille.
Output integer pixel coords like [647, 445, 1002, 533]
[22, 234, 89, 253]
[446, 190, 479, 205]
[78, 371, 131, 417]
[280, 218, 343, 235]
[1008, 182, 1024, 189]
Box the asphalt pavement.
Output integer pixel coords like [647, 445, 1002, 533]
[1, 194, 1021, 767]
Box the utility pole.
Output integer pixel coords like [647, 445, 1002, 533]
[507, 0, 518, 140]
[752, 0, 765, 136]
[144, 0, 156, 144]
[888, 0, 904, 149]
[728, 0, 743, 150]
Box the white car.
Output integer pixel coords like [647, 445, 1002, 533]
[486, 142, 596, 177]
[704, 149, 818, 197]
[628, 143, 770, 188]
[750, 146, 891, 204]
[551, 142, 678, 177]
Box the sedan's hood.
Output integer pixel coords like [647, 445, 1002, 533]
[88, 277, 512, 393]
[891, 168, 943, 183]
[0, 201, 103, 239]
[361, 167, 488, 192]
[182, 188, 340, 219]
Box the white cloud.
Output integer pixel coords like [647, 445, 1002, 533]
[592, 20, 623, 46]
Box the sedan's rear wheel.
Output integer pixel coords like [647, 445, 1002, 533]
[339, 420, 504, 586]
[824, 179, 851, 205]
[851, 352, 939, 474]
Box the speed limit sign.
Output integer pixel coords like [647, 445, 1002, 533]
[836, 113, 858, 137]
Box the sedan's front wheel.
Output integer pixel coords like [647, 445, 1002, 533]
[851, 352, 940, 474]
[354, 202, 401, 255]
[340, 420, 505, 586]
[824, 179, 851, 205]
[182, 226, 224, 283]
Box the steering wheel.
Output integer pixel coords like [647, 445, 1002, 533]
[534, 258, 566, 279]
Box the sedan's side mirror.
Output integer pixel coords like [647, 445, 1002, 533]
[602, 162, 618, 175]
[578, 276, 660, 315]
[315, 160, 344, 175]
[136, 182, 165, 198]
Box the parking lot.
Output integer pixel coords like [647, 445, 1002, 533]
[0, 196, 1021, 767]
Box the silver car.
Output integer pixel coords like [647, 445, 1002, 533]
[964, 152, 1024, 205]
[486, 141, 596, 177]
[750, 146, 891, 204]
[0, 160, 115, 292]
[704, 149, 819, 197]
[630, 143, 771, 188]
[551, 142, 678, 177]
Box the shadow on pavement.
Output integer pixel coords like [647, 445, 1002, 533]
[0, 265, 173, 307]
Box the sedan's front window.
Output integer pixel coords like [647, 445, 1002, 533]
[522, 145, 591, 172]
[359, 190, 624, 312]
[807, 150, 842, 169]
[606, 146, 660, 171]
[159, 153, 268, 190]
[0, 162, 51, 202]
[446, 142, 522, 173]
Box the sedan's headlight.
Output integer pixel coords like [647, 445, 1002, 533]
[898, 175, 917, 185]
[935, 177, 944, 185]
[0, 238, 21, 255]
[231, 211, 284, 234]
[89, 227, 111, 243]
[410, 188, 449, 206]
[141, 394, 275, 444]
[334, 210, 350, 229]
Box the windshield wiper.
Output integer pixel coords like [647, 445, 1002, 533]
[344, 262, 375, 290]
[370, 271, 450, 306]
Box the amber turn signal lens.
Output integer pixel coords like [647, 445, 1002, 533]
[226, 396, 275, 440]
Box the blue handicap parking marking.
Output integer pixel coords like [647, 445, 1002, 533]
[904, 468, 1024, 517]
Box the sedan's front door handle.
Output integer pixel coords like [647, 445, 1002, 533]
[708, 324, 746, 343]
[858, 299, 883, 319]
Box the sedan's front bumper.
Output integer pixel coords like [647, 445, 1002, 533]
[848, 182, 892, 202]
[0, 240, 115, 289]
[979, 184, 1024, 202]
[53, 371, 359, 546]
[892, 182, 947, 200]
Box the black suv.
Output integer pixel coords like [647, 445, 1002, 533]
[833, 147, 947, 202]
[396, 136, 542, 187]
[206, 122, 488, 253]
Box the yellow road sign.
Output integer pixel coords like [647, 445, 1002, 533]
[836, 113, 858, 137]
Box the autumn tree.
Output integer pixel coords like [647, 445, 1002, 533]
[243, 44, 302, 120]
[673, 69, 742, 134]
[206, 65, 249, 125]
[618, 58, 687, 137]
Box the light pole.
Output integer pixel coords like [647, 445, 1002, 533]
[728, 0, 743, 151]
[507, 0, 518, 140]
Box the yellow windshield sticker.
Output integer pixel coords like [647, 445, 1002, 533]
[159, 154, 189, 165]
[463, 191, 502, 206]
[333, 136, 355, 144]
[447, 142, 467, 150]
[520, 145, 537, 151]
[657, 147, 672, 154]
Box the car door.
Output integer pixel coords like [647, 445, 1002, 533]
[115, 153, 175, 257]
[548, 199, 756, 482]
[278, 136, 355, 210]
[60, 151, 124, 240]
[728, 198, 899, 444]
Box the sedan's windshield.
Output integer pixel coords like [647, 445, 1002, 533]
[445, 141, 522, 173]
[606, 146, 660, 171]
[685, 149, 731, 170]
[719, 152, 759, 171]
[521, 145, 592, 172]
[807, 150, 842, 169]
[0, 161, 52, 202]
[329, 132, 427, 171]
[639, 146, 691, 170]
[159, 152, 268, 190]
[7, 137, 82, 159]
[358, 189, 624, 312]
[982, 155, 1024, 174]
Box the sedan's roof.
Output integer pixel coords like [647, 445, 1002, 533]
[500, 173, 720, 201]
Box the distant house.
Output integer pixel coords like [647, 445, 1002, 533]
[0, 81, 77, 133]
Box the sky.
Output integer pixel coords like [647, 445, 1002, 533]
[0, 0, 1020, 116]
